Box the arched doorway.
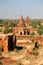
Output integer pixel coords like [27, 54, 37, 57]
[8, 35, 14, 51]
[24, 30, 26, 35]
[27, 31, 29, 35]
[20, 32, 22, 35]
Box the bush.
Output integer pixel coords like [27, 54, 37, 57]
[38, 26, 43, 35]
[32, 48, 39, 55]
[18, 62, 22, 65]
[0, 29, 2, 32]
[30, 32, 35, 35]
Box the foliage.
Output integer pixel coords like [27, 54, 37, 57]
[0, 29, 2, 32]
[38, 25, 43, 35]
[0, 19, 17, 27]
[0, 46, 3, 51]
[4, 28, 13, 34]
[18, 62, 22, 65]
[3, 21, 8, 26]
[0, 20, 3, 24]
[14, 48, 19, 52]
[32, 48, 39, 55]
[9, 22, 17, 27]
[30, 32, 35, 35]
[24, 56, 30, 60]
[29, 20, 40, 28]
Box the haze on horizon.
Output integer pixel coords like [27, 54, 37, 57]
[0, 0, 43, 19]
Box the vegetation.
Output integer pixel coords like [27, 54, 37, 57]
[0, 29, 2, 32]
[4, 28, 13, 34]
[32, 48, 39, 55]
[0, 46, 3, 52]
[0, 19, 43, 35]
[30, 32, 35, 35]
[38, 25, 43, 35]
[0, 19, 17, 27]
[18, 62, 22, 65]
[29, 20, 40, 28]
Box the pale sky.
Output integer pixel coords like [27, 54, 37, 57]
[0, 0, 43, 19]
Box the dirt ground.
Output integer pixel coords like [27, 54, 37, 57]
[1, 46, 43, 65]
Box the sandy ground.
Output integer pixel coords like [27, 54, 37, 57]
[1, 46, 43, 65]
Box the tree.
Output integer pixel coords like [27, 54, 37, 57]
[4, 28, 13, 34]
[38, 26, 43, 35]
[29, 20, 40, 28]
[0, 29, 2, 32]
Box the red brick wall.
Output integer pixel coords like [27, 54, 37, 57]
[41, 41, 43, 46]
[0, 36, 8, 52]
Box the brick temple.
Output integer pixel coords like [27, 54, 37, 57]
[0, 16, 43, 52]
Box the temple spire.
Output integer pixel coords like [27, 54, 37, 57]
[25, 16, 31, 25]
[19, 16, 24, 25]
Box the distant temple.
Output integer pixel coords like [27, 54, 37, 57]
[13, 16, 31, 35]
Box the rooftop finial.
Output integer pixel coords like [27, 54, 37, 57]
[20, 15, 23, 20]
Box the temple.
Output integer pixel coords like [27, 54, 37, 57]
[0, 16, 43, 52]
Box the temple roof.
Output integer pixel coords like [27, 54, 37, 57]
[25, 16, 31, 24]
[14, 16, 32, 29]
[17, 16, 26, 29]
[18, 16, 25, 25]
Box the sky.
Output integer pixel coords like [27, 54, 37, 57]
[0, 0, 43, 19]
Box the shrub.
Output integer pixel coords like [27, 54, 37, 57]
[18, 62, 22, 65]
[0, 29, 2, 32]
[32, 48, 39, 55]
[38, 26, 43, 35]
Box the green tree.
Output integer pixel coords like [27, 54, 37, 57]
[38, 26, 43, 35]
[4, 28, 13, 34]
[0, 29, 2, 32]
[29, 20, 40, 28]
